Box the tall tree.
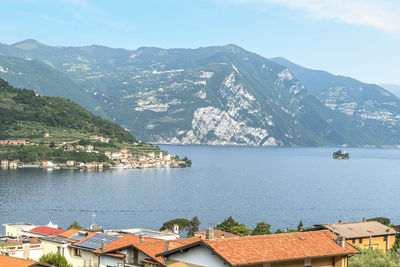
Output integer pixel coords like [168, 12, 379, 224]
[216, 216, 240, 233]
[297, 220, 304, 231]
[187, 216, 201, 237]
[68, 221, 84, 230]
[251, 222, 271, 235]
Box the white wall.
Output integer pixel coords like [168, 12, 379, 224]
[167, 246, 226, 267]
[99, 255, 122, 267]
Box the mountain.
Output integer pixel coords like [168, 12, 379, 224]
[0, 54, 101, 116]
[379, 84, 400, 98]
[1, 39, 399, 146]
[270, 57, 400, 145]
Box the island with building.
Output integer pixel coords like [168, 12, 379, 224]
[332, 149, 350, 159]
[0, 79, 191, 170]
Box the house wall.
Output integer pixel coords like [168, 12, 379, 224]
[347, 235, 395, 251]
[166, 251, 348, 267]
[166, 246, 228, 267]
[41, 240, 72, 262]
[99, 255, 124, 267]
[68, 248, 99, 267]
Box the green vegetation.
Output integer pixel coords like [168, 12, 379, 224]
[349, 248, 400, 267]
[216, 216, 251, 236]
[333, 150, 349, 159]
[67, 221, 84, 230]
[0, 78, 135, 142]
[1, 145, 108, 163]
[0, 78, 189, 166]
[252, 222, 271, 235]
[39, 252, 73, 267]
[187, 216, 201, 237]
[367, 217, 391, 226]
[159, 218, 191, 232]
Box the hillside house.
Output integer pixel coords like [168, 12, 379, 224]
[0, 140, 26, 146]
[41, 161, 54, 168]
[111, 152, 122, 159]
[9, 161, 18, 168]
[66, 160, 75, 166]
[158, 229, 359, 267]
[1, 160, 8, 167]
[85, 145, 94, 152]
[310, 219, 396, 251]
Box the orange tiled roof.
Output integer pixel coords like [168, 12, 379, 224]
[194, 229, 238, 239]
[0, 255, 47, 267]
[95, 234, 200, 265]
[129, 237, 201, 265]
[2, 237, 41, 247]
[161, 231, 358, 266]
[202, 230, 359, 266]
[57, 229, 96, 244]
[93, 234, 159, 254]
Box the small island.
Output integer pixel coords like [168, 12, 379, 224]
[332, 150, 349, 159]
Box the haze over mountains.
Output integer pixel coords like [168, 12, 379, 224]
[1, 39, 400, 147]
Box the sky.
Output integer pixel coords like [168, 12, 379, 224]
[1, 0, 400, 84]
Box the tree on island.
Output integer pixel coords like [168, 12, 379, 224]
[252, 222, 271, 235]
[39, 252, 73, 267]
[68, 221, 84, 230]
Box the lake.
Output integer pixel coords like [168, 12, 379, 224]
[1, 146, 400, 233]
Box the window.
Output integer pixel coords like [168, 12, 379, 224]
[359, 238, 363, 244]
[352, 239, 355, 244]
[304, 259, 311, 267]
[74, 248, 81, 257]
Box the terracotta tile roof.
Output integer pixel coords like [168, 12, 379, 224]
[134, 237, 201, 265]
[57, 229, 96, 244]
[29, 226, 66, 236]
[95, 234, 200, 265]
[0, 255, 49, 267]
[194, 229, 238, 239]
[2, 237, 41, 247]
[205, 230, 359, 266]
[161, 231, 358, 266]
[92, 234, 159, 254]
[319, 221, 397, 238]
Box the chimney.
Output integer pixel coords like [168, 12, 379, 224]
[206, 228, 215, 240]
[173, 224, 179, 234]
[165, 241, 169, 251]
[101, 239, 107, 252]
[139, 235, 144, 243]
[363, 218, 367, 222]
[22, 240, 30, 259]
[338, 220, 342, 223]
[336, 235, 346, 248]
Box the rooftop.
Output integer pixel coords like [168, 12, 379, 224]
[29, 226, 66, 236]
[194, 229, 238, 239]
[318, 221, 397, 238]
[160, 230, 359, 266]
[0, 255, 49, 267]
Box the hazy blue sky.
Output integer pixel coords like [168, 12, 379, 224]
[2, 0, 400, 84]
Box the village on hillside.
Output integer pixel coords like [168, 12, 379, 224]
[0, 217, 398, 267]
[0, 135, 191, 170]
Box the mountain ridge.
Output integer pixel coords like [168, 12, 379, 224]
[1, 40, 400, 147]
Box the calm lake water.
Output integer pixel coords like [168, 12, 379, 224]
[1, 146, 400, 233]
